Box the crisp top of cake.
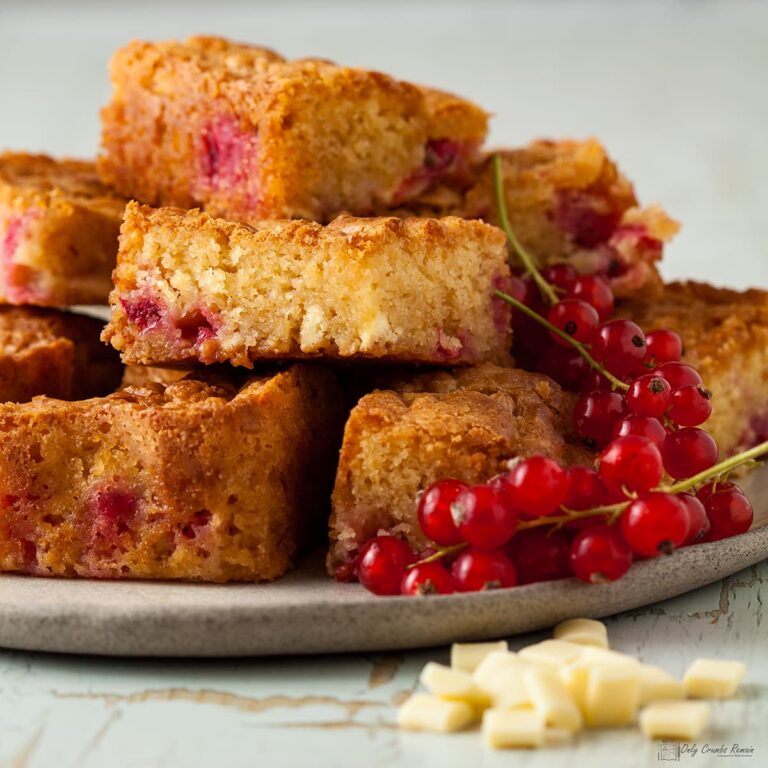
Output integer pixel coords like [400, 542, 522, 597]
[122, 201, 507, 258]
[110, 37, 488, 140]
[0, 152, 124, 208]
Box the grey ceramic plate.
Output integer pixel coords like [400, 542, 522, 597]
[1, 469, 767, 657]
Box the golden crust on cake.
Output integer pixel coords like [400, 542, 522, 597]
[619, 281, 768, 455]
[99, 36, 487, 223]
[0, 364, 344, 582]
[327, 363, 592, 573]
[0, 152, 126, 306]
[103, 203, 513, 368]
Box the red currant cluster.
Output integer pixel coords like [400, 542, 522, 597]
[355, 459, 753, 596]
[348, 156, 764, 598]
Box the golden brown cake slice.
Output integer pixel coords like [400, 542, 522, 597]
[0, 153, 126, 306]
[327, 364, 592, 575]
[619, 281, 768, 456]
[403, 138, 679, 299]
[103, 203, 513, 367]
[99, 36, 487, 223]
[0, 307, 122, 401]
[0, 364, 343, 582]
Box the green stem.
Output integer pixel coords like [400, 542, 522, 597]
[407, 543, 466, 569]
[495, 289, 629, 391]
[492, 154, 559, 306]
[666, 440, 768, 494]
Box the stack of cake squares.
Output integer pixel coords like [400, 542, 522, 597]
[0, 35, 766, 583]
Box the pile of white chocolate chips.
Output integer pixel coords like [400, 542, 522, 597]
[397, 618, 746, 748]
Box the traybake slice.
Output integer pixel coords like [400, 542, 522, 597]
[103, 203, 512, 367]
[0, 307, 122, 401]
[403, 138, 679, 299]
[327, 364, 592, 575]
[619, 281, 768, 456]
[0, 364, 343, 582]
[0, 152, 126, 306]
[99, 36, 487, 223]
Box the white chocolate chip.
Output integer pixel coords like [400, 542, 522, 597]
[451, 640, 509, 673]
[684, 658, 746, 699]
[420, 662, 491, 709]
[554, 618, 609, 648]
[518, 639, 585, 669]
[584, 664, 641, 727]
[638, 665, 686, 706]
[482, 708, 546, 749]
[397, 693, 475, 733]
[640, 701, 710, 741]
[523, 667, 583, 732]
[473, 651, 524, 692]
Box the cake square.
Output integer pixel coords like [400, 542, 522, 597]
[619, 280, 768, 456]
[327, 364, 592, 574]
[103, 203, 513, 367]
[0, 307, 122, 402]
[401, 138, 679, 299]
[0, 364, 343, 582]
[0, 153, 126, 306]
[99, 36, 487, 223]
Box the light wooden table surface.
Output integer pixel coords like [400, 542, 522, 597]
[0, 2, 767, 766]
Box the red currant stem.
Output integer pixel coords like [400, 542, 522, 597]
[666, 439, 768, 494]
[406, 542, 467, 569]
[495, 289, 630, 391]
[518, 503, 626, 531]
[492, 154, 559, 306]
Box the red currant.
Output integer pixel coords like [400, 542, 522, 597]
[653, 361, 702, 390]
[696, 481, 744, 503]
[452, 548, 517, 591]
[357, 536, 416, 596]
[662, 428, 718, 480]
[667, 385, 713, 427]
[574, 390, 629, 448]
[568, 275, 614, 321]
[620, 493, 689, 557]
[580, 368, 615, 393]
[401, 562, 456, 596]
[536, 346, 588, 392]
[592, 320, 647, 375]
[703, 489, 753, 541]
[645, 329, 683, 364]
[614, 415, 667, 448]
[626, 374, 671, 418]
[507, 529, 571, 584]
[541, 263, 577, 292]
[547, 299, 599, 346]
[569, 524, 633, 583]
[507, 274, 527, 304]
[417, 479, 467, 546]
[451, 485, 517, 548]
[564, 466, 611, 510]
[679, 493, 710, 546]
[598, 435, 663, 495]
[501, 456, 568, 517]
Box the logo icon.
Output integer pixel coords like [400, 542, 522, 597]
[658, 742, 681, 762]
